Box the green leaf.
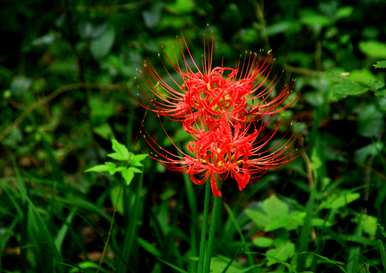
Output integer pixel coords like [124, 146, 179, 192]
[300, 11, 331, 31]
[85, 162, 117, 175]
[253, 237, 273, 248]
[55, 209, 76, 252]
[266, 241, 295, 266]
[357, 104, 384, 138]
[327, 72, 370, 102]
[374, 60, 386, 69]
[359, 41, 386, 59]
[358, 214, 377, 237]
[354, 142, 384, 164]
[90, 24, 115, 59]
[320, 192, 360, 209]
[166, 0, 195, 14]
[138, 238, 161, 257]
[349, 69, 383, 89]
[121, 168, 135, 186]
[93, 123, 113, 140]
[245, 195, 303, 231]
[89, 96, 115, 123]
[110, 185, 124, 215]
[210, 256, 243, 273]
[69, 261, 100, 273]
[335, 6, 353, 19]
[111, 139, 130, 161]
[131, 154, 148, 166]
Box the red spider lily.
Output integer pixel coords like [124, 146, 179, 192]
[144, 119, 295, 197]
[142, 40, 296, 197]
[143, 42, 294, 135]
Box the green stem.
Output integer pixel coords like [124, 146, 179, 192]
[197, 182, 211, 273]
[203, 196, 222, 273]
[184, 174, 198, 273]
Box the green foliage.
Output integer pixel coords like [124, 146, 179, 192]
[86, 139, 147, 186]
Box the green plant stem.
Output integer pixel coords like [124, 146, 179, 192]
[203, 195, 222, 273]
[197, 182, 211, 273]
[117, 171, 144, 273]
[183, 174, 198, 273]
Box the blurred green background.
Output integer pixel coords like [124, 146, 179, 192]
[0, 0, 385, 272]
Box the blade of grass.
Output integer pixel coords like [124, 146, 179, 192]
[55, 209, 76, 253]
[377, 239, 386, 271]
[27, 200, 63, 273]
[223, 203, 254, 266]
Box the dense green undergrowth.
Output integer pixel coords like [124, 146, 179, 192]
[0, 1, 385, 272]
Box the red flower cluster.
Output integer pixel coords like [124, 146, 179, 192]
[143, 42, 295, 197]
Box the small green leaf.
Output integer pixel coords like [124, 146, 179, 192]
[374, 60, 386, 69]
[131, 153, 148, 166]
[166, 0, 195, 14]
[358, 214, 378, 237]
[336, 6, 353, 19]
[359, 41, 386, 59]
[253, 237, 273, 248]
[121, 168, 135, 186]
[85, 162, 117, 174]
[111, 139, 130, 161]
[266, 241, 295, 266]
[320, 192, 360, 209]
[110, 185, 124, 215]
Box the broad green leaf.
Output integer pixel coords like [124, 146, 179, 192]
[266, 241, 295, 266]
[111, 139, 130, 161]
[90, 24, 115, 59]
[359, 41, 386, 59]
[245, 195, 302, 231]
[320, 192, 360, 209]
[253, 237, 273, 248]
[326, 72, 370, 102]
[349, 69, 383, 89]
[374, 60, 386, 69]
[358, 214, 377, 237]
